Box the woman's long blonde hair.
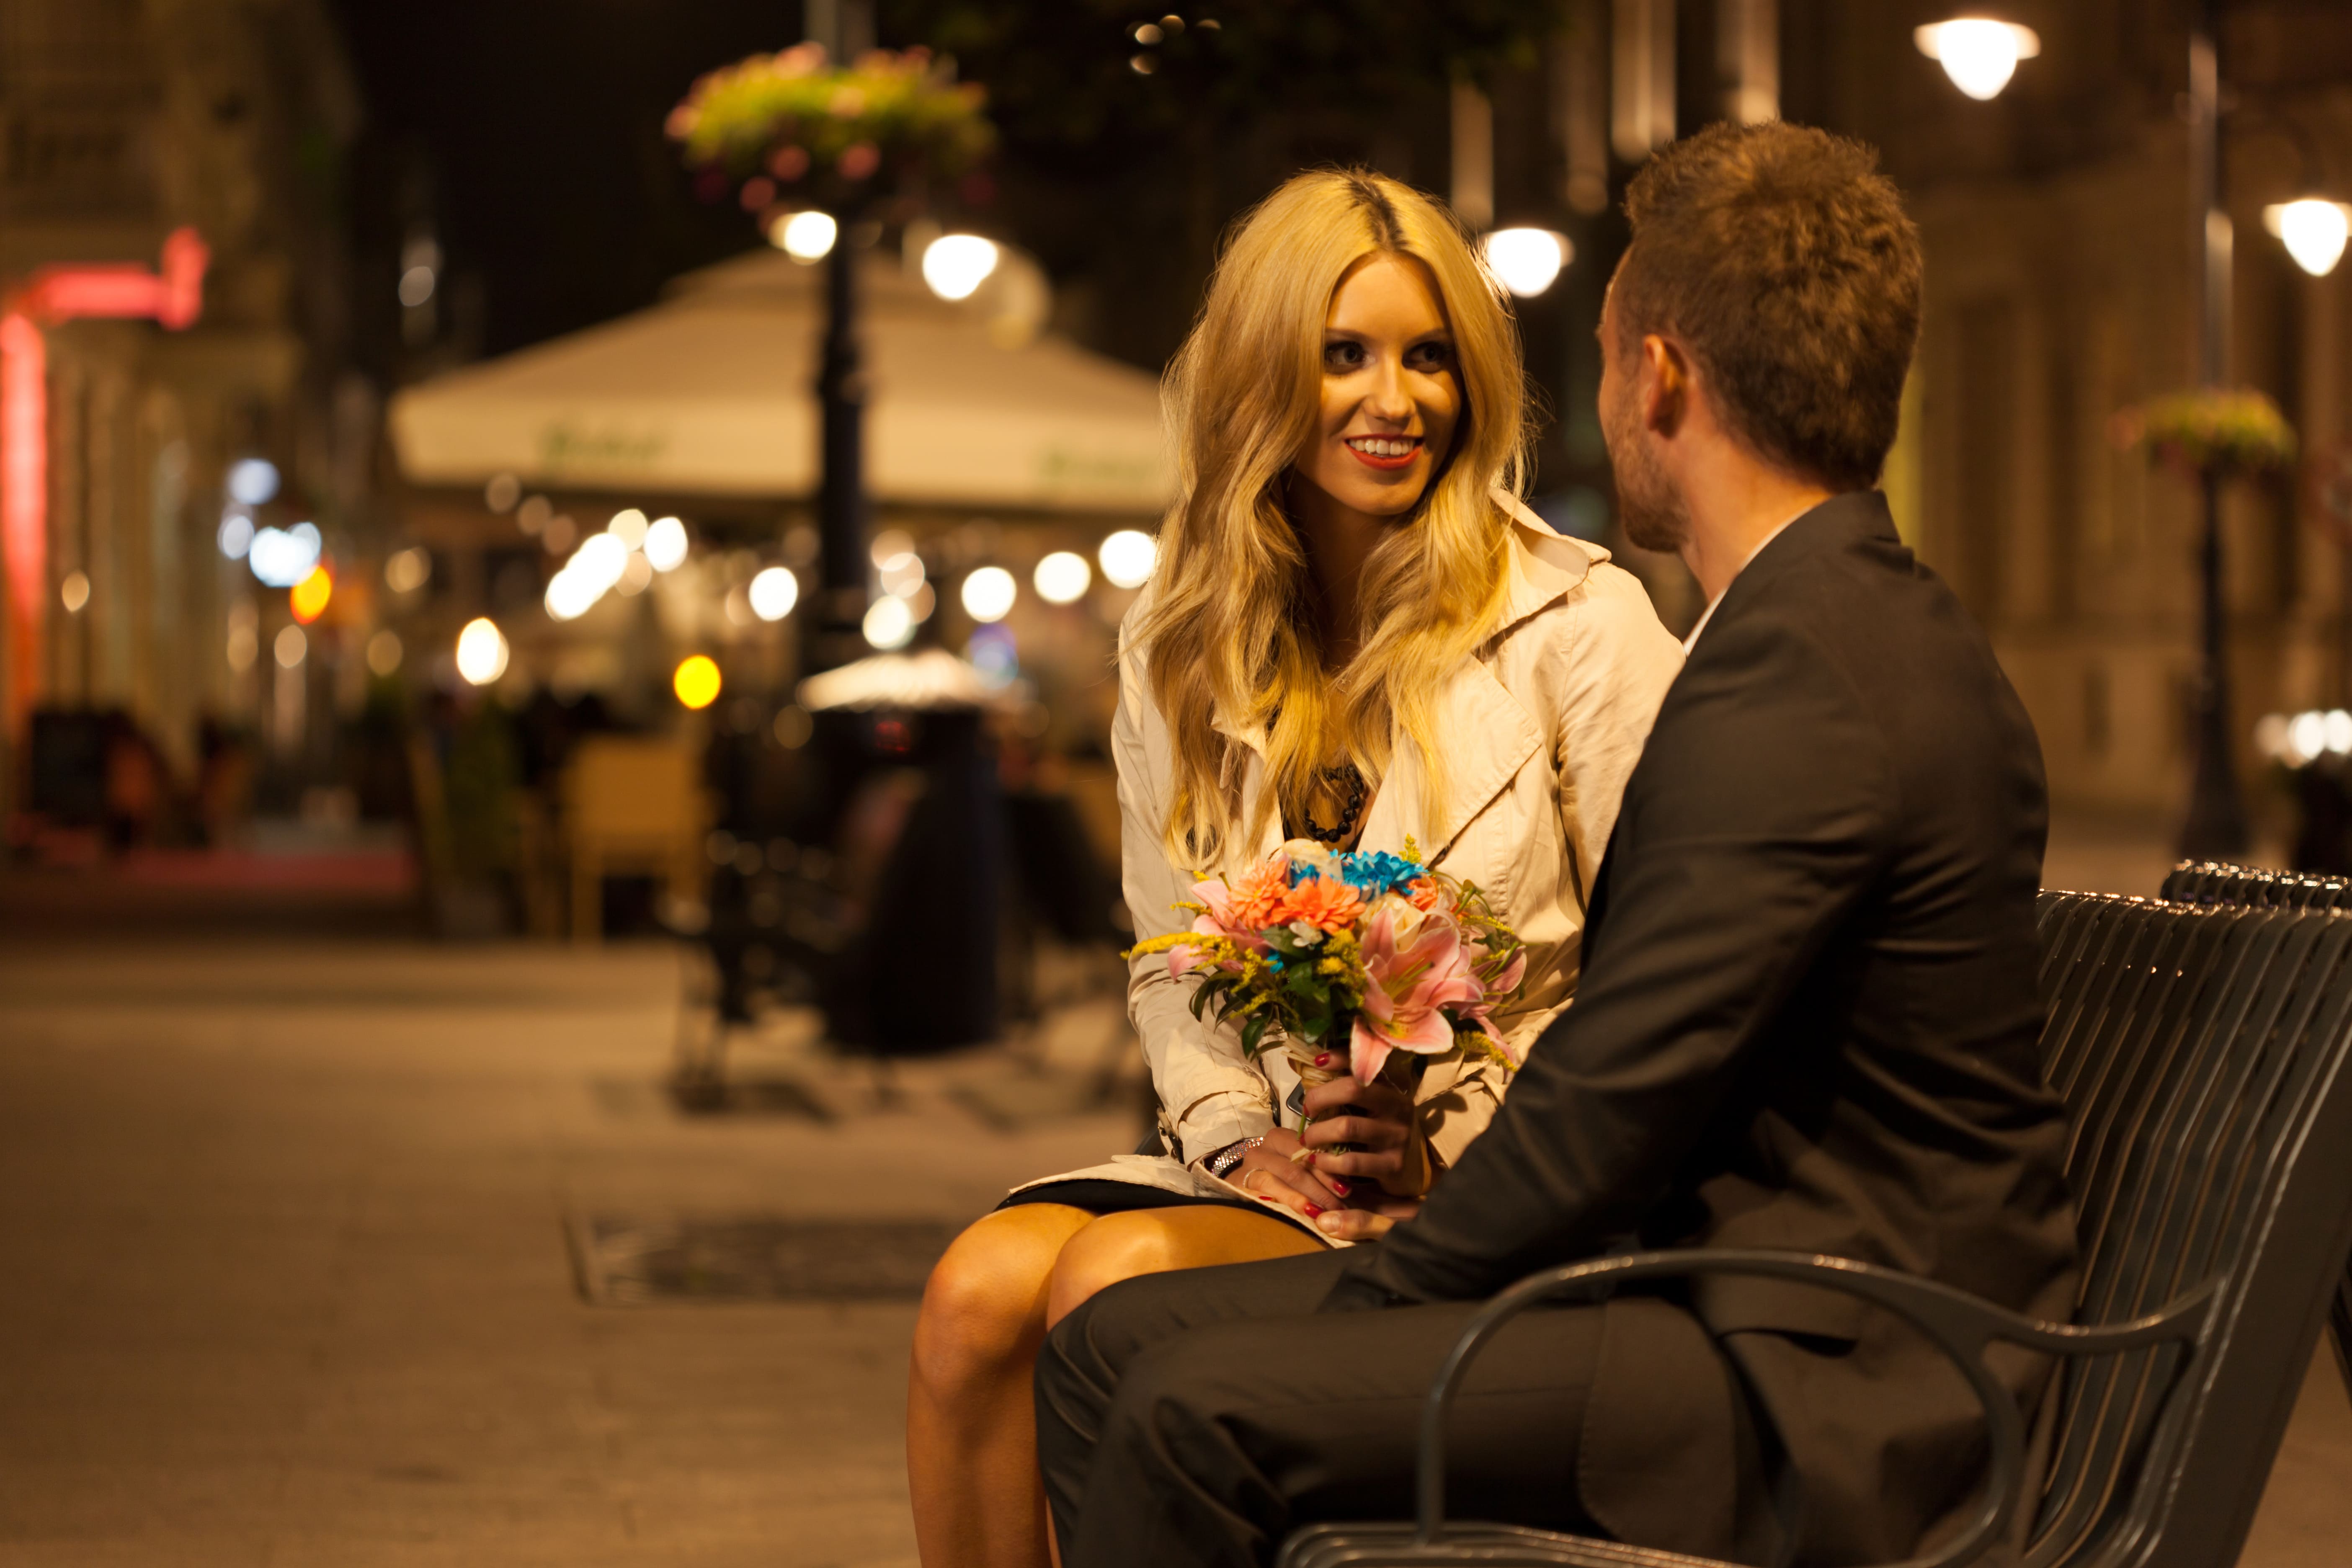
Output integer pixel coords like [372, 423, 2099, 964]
[1136, 168, 1529, 870]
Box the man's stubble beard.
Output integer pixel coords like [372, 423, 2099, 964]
[1603, 382, 1689, 556]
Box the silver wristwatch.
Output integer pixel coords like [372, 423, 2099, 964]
[1201, 1136, 1264, 1180]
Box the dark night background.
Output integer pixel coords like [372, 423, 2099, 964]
[328, 0, 1597, 487]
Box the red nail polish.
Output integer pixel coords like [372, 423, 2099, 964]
[1330, 1180, 1351, 1197]
[1315, 1052, 1332, 1066]
[1303, 1204, 1325, 1218]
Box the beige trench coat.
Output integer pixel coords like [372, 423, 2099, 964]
[1010, 493, 1684, 1206]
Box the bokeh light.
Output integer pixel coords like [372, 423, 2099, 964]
[227, 457, 280, 505]
[366, 629, 403, 676]
[749, 566, 800, 622]
[59, 571, 90, 613]
[776, 210, 838, 262]
[673, 654, 723, 709]
[384, 547, 431, 593]
[922, 234, 1001, 300]
[456, 618, 509, 685]
[864, 594, 916, 649]
[273, 624, 307, 669]
[643, 516, 689, 571]
[249, 522, 322, 588]
[1034, 550, 1091, 604]
[961, 565, 1016, 623]
[1913, 19, 2039, 101]
[2265, 200, 2352, 278]
[606, 508, 650, 548]
[218, 512, 254, 560]
[289, 565, 333, 624]
[1098, 529, 1158, 589]
[1481, 228, 1570, 297]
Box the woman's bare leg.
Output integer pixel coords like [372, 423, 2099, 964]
[909, 1202, 1324, 1568]
[910, 1204, 1092, 1568]
[1044, 1205, 1324, 1328]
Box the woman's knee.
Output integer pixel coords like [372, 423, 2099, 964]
[1046, 1211, 1185, 1326]
[913, 1207, 1085, 1391]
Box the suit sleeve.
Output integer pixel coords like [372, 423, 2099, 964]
[1329, 611, 1894, 1306]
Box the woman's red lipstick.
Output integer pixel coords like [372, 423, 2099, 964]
[1344, 435, 1421, 471]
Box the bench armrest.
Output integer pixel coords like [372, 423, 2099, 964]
[1409, 1249, 2216, 1568]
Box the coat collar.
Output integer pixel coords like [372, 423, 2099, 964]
[1209, 489, 1583, 861]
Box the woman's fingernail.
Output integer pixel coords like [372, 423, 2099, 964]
[1316, 1212, 1343, 1233]
[1315, 1052, 1332, 1066]
[1330, 1179, 1351, 1196]
[1303, 1204, 1325, 1219]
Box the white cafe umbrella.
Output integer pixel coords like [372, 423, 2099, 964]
[387, 248, 1171, 516]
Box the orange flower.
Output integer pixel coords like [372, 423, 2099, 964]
[1227, 859, 1294, 928]
[1404, 877, 1443, 912]
[1274, 875, 1364, 933]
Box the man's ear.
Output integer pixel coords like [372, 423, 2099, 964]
[1640, 334, 1688, 438]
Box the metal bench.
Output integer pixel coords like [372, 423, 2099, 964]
[1280, 891, 2352, 1568]
[2158, 859, 2352, 1395]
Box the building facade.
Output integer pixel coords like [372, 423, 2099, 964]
[0, 0, 359, 812]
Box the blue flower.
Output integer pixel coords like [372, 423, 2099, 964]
[1339, 850, 1420, 897]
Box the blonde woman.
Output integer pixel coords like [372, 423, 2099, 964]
[906, 169, 1683, 1568]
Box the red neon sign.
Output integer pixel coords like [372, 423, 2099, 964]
[1, 227, 208, 742]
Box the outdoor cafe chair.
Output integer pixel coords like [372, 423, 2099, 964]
[1279, 892, 2352, 1568]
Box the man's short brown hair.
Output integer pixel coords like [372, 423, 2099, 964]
[1616, 121, 1921, 491]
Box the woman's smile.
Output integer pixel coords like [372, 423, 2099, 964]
[1344, 433, 1423, 470]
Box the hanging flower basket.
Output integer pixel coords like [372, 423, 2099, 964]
[2110, 388, 2299, 482]
[667, 44, 994, 221]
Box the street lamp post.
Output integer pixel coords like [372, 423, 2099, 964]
[1919, 6, 2343, 859]
[812, 230, 869, 676]
[2179, 0, 2252, 859]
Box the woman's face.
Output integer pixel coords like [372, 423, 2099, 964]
[1292, 252, 1462, 519]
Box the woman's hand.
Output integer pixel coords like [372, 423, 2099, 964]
[1217, 1127, 1346, 1219]
[1298, 1075, 1424, 1196]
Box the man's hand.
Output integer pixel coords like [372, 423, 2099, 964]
[1315, 1190, 1421, 1241]
[1299, 1075, 1422, 1195]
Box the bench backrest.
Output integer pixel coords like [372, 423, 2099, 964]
[2027, 892, 2352, 1568]
[2161, 859, 2352, 910]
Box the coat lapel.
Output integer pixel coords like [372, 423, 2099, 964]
[1412, 655, 1543, 868]
[1209, 491, 1588, 867]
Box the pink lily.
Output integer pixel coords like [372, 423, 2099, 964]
[1351, 899, 1482, 1083]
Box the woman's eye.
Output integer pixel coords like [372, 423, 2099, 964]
[1323, 341, 1365, 371]
[1406, 341, 1454, 371]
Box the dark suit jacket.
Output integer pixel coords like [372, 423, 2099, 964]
[1327, 492, 2081, 1565]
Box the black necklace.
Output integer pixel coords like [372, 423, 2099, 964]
[1298, 763, 1369, 845]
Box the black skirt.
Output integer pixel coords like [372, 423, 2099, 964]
[996, 1178, 1272, 1217]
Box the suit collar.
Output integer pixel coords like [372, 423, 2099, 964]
[1692, 490, 1897, 648]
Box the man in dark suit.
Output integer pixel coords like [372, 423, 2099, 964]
[1034, 121, 2079, 1568]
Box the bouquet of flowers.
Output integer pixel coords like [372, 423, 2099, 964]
[1131, 839, 1529, 1155]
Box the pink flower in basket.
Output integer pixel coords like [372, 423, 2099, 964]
[1351, 896, 1483, 1083]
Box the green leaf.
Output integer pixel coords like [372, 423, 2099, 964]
[1240, 1013, 1269, 1057]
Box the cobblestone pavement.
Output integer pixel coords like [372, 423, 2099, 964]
[0, 883, 2344, 1565]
